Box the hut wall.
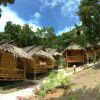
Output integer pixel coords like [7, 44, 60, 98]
[66, 50, 85, 63]
[17, 58, 24, 69]
[0, 53, 2, 66]
[33, 56, 39, 64]
[46, 59, 54, 65]
[0, 52, 16, 69]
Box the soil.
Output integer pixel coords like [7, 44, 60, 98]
[34, 67, 100, 100]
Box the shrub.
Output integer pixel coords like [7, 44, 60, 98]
[38, 70, 70, 97]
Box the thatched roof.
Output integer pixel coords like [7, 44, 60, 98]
[46, 48, 56, 55]
[62, 43, 84, 54]
[23, 46, 55, 61]
[67, 43, 83, 50]
[53, 52, 62, 57]
[23, 45, 44, 53]
[46, 48, 62, 57]
[0, 44, 31, 59]
[32, 50, 55, 61]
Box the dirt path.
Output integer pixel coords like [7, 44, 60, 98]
[1, 63, 100, 100]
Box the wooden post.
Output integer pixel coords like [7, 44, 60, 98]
[0, 53, 2, 66]
[34, 66, 36, 80]
[86, 48, 89, 64]
[66, 50, 68, 68]
[24, 59, 26, 80]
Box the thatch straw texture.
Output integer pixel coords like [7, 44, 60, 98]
[62, 43, 84, 54]
[66, 43, 83, 50]
[0, 44, 31, 59]
[23, 46, 55, 61]
[32, 50, 55, 62]
[46, 48, 62, 57]
[0, 52, 16, 69]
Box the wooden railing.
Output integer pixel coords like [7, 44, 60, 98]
[66, 55, 84, 63]
[0, 68, 24, 81]
[28, 64, 47, 74]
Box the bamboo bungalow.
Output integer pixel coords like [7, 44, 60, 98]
[23, 46, 55, 78]
[0, 44, 31, 81]
[46, 48, 62, 68]
[63, 43, 85, 66]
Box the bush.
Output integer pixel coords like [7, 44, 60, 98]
[38, 70, 70, 97]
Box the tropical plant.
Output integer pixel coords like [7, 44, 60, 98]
[38, 70, 70, 97]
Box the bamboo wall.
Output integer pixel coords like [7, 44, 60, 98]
[0, 52, 16, 69]
[0, 52, 25, 81]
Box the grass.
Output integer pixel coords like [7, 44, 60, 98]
[61, 67, 100, 100]
[34, 67, 100, 100]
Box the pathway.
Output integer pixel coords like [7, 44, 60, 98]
[0, 62, 97, 100]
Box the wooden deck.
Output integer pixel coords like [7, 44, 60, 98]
[0, 68, 24, 81]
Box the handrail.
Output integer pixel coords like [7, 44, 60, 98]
[0, 68, 24, 74]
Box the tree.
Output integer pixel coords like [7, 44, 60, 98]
[4, 21, 21, 39]
[78, 0, 100, 48]
[17, 24, 34, 47]
[0, 0, 15, 6]
[0, 21, 21, 43]
[45, 27, 57, 48]
[35, 27, 57, 48]
[0, 0, 15, 17]
[56, 30, 74, 51]
[78, 0, 100, 60]
[0, 32, 9, 44]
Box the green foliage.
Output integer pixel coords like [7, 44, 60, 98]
[70, 95, 78, 100]
[17, 24, 34, 47]
[0, 21, 21, 44]
[4, 21, 21, 39]
[56, 70, 70, 87]
[0, 32, 11, 44]
[38, 70, 70, 97]
[78, 0, 100, 48]
[57, 31, 74, 51]
[38, 90, 46, 97]
[0, 21, 58, 48]
[48, 71, 56, 79]
[0, 0, 15, 17]
[0, 0, 15, 6]
[90, 56, 96, 62]
[56, 58, 66, 67]
[35, 27, 57, 48]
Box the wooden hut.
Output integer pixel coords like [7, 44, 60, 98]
[23, 46, 55, 78]
[46, 48, 62, 68]
[0, 44, 31, 81]
[63, 43, 85, 67]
